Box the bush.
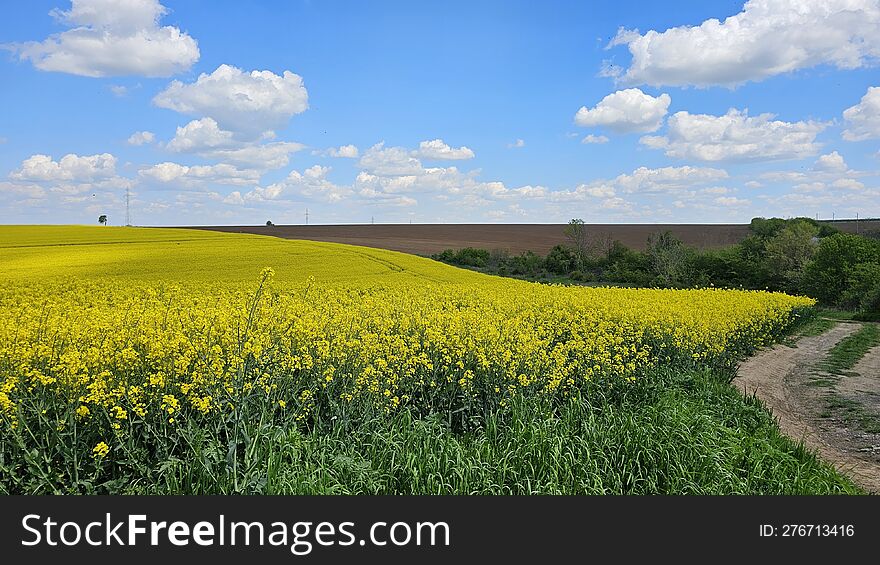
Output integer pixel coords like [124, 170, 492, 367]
[433, 247, 491, 268]
[802, 234, 880, 308]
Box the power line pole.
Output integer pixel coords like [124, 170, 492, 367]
[125, 186, 131, 226]
[305, 208, 309, 225]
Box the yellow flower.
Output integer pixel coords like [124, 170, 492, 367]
[92, 442, 110, 458]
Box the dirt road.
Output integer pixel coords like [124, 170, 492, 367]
[734, 322, 880, 493]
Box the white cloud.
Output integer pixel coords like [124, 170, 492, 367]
[10, 153, 116, 181]
[414, 139, 475, 160]
[13, 0, 199, 78]
[153, 64, 309, 136]
[613, 165, 728, 193]
[508, 139, 525, 148]
[109, 85, 128, 97]
[163, 117, 304, 169]
[326, 144, 359, 158]
[701, 186, 730, 195]
[744, 181, 763, 188]
[641, 109, 827, 161]
[0, 181, 48, 200]
[166, 118, 235, 152]
[609, 0, 880, 87]
[208, 142, 305, 170]
[581, 134, 609, 144]
[240, 165, 351, 204]
[574, 88, 670, 134]
[138, 162, 260, 186]
[715, 196, 751, 206]
[842, 86, 880, 141]
[127, 131, 155, 146]
[814, 151, 848, 172]
[831, 178, 865, 190]
[358, 142, 424, 175]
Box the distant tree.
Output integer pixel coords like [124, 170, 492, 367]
[647, 231, 692, 287]
[266, 220, 274, 226]
[98, 215, 107, 226]
[564, 218, 591, 267]
[763, 220, 819, 291]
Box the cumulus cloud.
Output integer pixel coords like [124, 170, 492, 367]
[163, 118, 304, 169]
[138, 161, 260, 186]
[574, 88, 670, 134]
[508, 139, 525, 148]
[414, 139, 475, 160]
[831, 178, 865, 190]
[358, 142, 424, 176]
[12, 0, 199, 77]
[814, 151, 848, 172]
[166, 118, 235, 152]
[326, 144, 359, 158]
[237, 165, 351, 204]
[208, 142, 306, 170]
[10, 153, 116, 181]
[581, 134, 609, 144]
[640, 109, 827, 161]
[608, 0, 880, 87]
[759, 150, 868, 195]
[153, 64, 309, 136]
[842, 86, 880, 141]
[127, 131, 155, 146]
[613, 165, 728, 193]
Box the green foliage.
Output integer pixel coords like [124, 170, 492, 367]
[763, 220, 819, 292]
[433, 247, 491, 268]
[430, 217, 879, 315]
[1, 367, 858, 494]
[802, 234, 880, 310]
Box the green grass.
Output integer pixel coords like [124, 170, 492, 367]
[1, 367, 859, 495]
[820, 323, 880, 375]
[797, 317, 838, 338]
[816, 308, 859, 321]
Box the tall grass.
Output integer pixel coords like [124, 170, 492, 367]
[1, 367, 858, 495]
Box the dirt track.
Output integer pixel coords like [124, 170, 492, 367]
[734, 323, 880, 493]
[185, 220, 880, 256]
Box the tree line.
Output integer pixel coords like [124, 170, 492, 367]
[432, 217, 880, 316]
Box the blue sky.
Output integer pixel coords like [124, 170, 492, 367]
[1, 0, 879, 225]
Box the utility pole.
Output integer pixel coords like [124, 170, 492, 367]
[125, 186, 131, 226]
[305, 208, 309, 225]
[371, 216, 374, 225]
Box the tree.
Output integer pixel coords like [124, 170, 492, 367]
[763, 220, 819, 291]
[646, 231, 692, 287]
[98, 215, 107, 226]
[564, 218, 591, 267]
[266, 220, 274, 226]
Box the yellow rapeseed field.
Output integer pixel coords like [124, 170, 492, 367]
[0, 226, 813, 440]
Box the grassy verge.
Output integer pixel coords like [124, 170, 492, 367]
[796, 317, 837, 338]
[820, 323, 880, 376]
[1, 367, 859, 495]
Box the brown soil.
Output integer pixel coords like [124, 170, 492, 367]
[734, 322, 880, 493]
[184, 224, 751, 255]
[183, 220, 880, 256]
